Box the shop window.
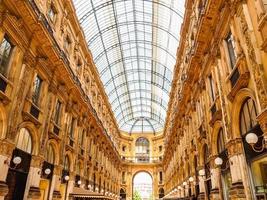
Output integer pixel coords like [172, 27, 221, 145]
[15, 128, 32, 154]
[0, 35, 13, 77]
[32, 75, 43, 105]
[225, 31, 237, 70]
[251, 157, 267, 198]
[45, 143, 55, 164]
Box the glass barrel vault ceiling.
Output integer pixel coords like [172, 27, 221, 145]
[73, 0, 185, 134]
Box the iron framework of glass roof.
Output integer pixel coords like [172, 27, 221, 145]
[73, 0, 185, 133]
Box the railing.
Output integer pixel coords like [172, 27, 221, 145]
[121, 156, 162, 163]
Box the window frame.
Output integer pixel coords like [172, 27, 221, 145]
[54, 99, 62, 125]
[32, 75, 43, 106]
[225, 31, 237, 70]
[0, 35, 14, 77]
[47, 3, 57, 24]
[239, 98, 258, 135]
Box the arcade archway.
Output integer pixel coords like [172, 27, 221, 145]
[133, 171, 153, 200]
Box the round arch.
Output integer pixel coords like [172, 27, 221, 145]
[198, 139, 208, 167]
[210, 120, 224, 156]
[16, 122, 39, 155]
[46, 139, 60, 165]
[132, 171, 153, 200]
[231, 88, 258, 139]
[64, 151, 74, 172]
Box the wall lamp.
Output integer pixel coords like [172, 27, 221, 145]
[245, 132, 266, 152]
[44, 168, 51, 175]
[64, 175, 70, 181]
[4, 156, 22, 169]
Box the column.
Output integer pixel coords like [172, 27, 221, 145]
[209, 165, 221, 200]
[67, 172, 75, 199]
[227, 139, 248, 200]
[51, 165, 62, 200]
[0, 140, 15, 200]
[197, 168, 205, 200]
[26, 155, 43, 200]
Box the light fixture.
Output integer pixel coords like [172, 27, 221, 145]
[64, 175, 70, 181]
[183, 181, 187, 186]
[44, 168, 51, 175]
[101, 189, 104, 193]
[214, 157, 223, 166]
[174, 188, 177, 192]
[13, 156, 22, 165]
[198, 169, 205, 176]
[245, 132, 258, 144]
[189, 176, 194, 182]
[245, 132, 266, 152]
[77, 180, 81, 185]
[95, 187, 99, 192]
[5, 156, 22, 170]
[88, 184, 92, 190]
[178, 186, 182, 190]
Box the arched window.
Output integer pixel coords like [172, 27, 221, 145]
[217, 128, 226, 154]
[15, 128, 32, 154]
[159, 188, 165, 199]
[63, 155, 70, 171]
[240, 98, 258, 135]
[135, 137, 149, 154]
[45, 143, 55, 164]
[135, 137, 150, 162]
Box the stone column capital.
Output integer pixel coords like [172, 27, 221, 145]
[226, 138, 243, 156]
[30, 155, 44, 168]
[0, 139, 15, 157]
[53, 165, 63, 176]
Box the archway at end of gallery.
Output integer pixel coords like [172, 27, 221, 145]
[132, 171, 153, 200]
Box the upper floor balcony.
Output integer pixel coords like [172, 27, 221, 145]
[121, 155, 162, 164]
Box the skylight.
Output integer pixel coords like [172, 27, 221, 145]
[73, 0, 185, 133]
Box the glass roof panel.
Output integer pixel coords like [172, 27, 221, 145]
[73, 0, 185, 133]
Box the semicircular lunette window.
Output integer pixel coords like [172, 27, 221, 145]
[73, 0, 185, 133]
